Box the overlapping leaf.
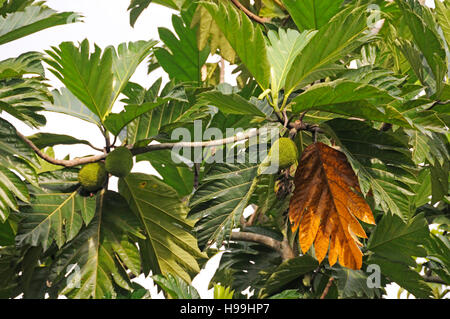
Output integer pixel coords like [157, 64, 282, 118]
[425, 234, 450, 284]
[188, 159, 260, 250]
[396, 0, 446, 96]
[136, 149, 193, 197]
[0, 51, 44, 79]
[16, 169, 97, 251]
[155, 13, 209, 84]
[48, 191, 144, 299]
[202, 1, 270, 89]
[191, 3, 235, 62]
[289, 142, 375, 270]
[119, 173, 205, 283]
[0, 5, 81, 45]
[260, 255, 318, 298]
[45, 40, 114, 121]
[153, 273, 200, 299]
[0, 75, 49, 128]
[43, 87, 100, 126]
[0, 117, 37, 221]
[333, 267, 384, 298]
[282, 0, 344, 31]
[266, 28, 317, 106]
[123, 81, 207, 145]
[284, 6, 371, 94]
[435, 0, 450, 47]
[211, 227, 283, 294]
[45, 40, 155, 123]
[291, 79, 409, 127]
[323, 118, 417, 219]
[27, 132, 93, 149]
[198, 90, 266, 117]
[367, 213, 432, 298]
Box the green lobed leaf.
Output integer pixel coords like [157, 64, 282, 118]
[48, 191, 143, 298]
[128, 0, 152, 27]
[198, 90, 266, 117]
[266, 28, 317, 106]
[16, 169, 97, 251]
[260, 255, 318, 298]
[153, 273, 200, 299]
[333, 267, 383, 298]
[136, 149, 194, 197]
[26, 132, 92, 149]
[203, 1, 270, 89]
[396, 0, 446, 96]
[291, 79, 410, 127]
[0, 76, 49, 128]
[45, 39, 114, 121]
[284, 6, 371, 94]
[211, 227, 283, 294]
[191, 4, 236, 63]
[188, 158, 260, 250]
[282, 0, 344, 31]
[367, 213, 429, 267]
[366, 213, 432, 298]
[119, 173, 205, 283]
[155, 13, 209, 84]
[43, 87, 101, 126]
[0, 5, 81, 45]
[104, 97, 170, 136]
[0, 51, 44, 79]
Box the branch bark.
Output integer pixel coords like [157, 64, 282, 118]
[17, 131, 106, 168]
[320, 277, 335, 299]
[230, 231, 295, 261]
[18, 128, 261, 168]
[230, 0, 268, 25]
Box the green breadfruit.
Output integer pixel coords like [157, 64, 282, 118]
[105, 147, 133, 178]
[259, 137, 299, 174]
[78, 162, 107, 192]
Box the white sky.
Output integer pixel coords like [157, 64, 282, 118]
[2, 0, 438, 299]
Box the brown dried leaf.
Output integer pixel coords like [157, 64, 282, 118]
[289, 142, 375, 269]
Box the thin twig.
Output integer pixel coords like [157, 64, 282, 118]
[193, 163, 200, 189]
[219, 58, 225, 84]
[320, 277, 335, 299]
[422, 275, 447, 285]
[230, 0, 268, 25]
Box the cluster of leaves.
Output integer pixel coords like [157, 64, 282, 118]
[0, 0, 448, 299]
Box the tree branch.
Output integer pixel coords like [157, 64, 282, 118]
[131, 128, 260, 156]
[17, 131, 106, 168]
[230, 231, 283, 253]
[18, 128, 261, 168]
[422, 275, 447, 285]
[230, 0, 268, 25]
[230, 231, 295, 261]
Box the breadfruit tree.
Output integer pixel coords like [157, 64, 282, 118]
[0, 0, 449, 299]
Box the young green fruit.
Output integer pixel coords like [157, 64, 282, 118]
[260, 137, 299, 173]
[105, 147, 133, 178]
[78, 162, 107, 192]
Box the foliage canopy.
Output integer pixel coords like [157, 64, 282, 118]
[0, 0, 449, 299]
